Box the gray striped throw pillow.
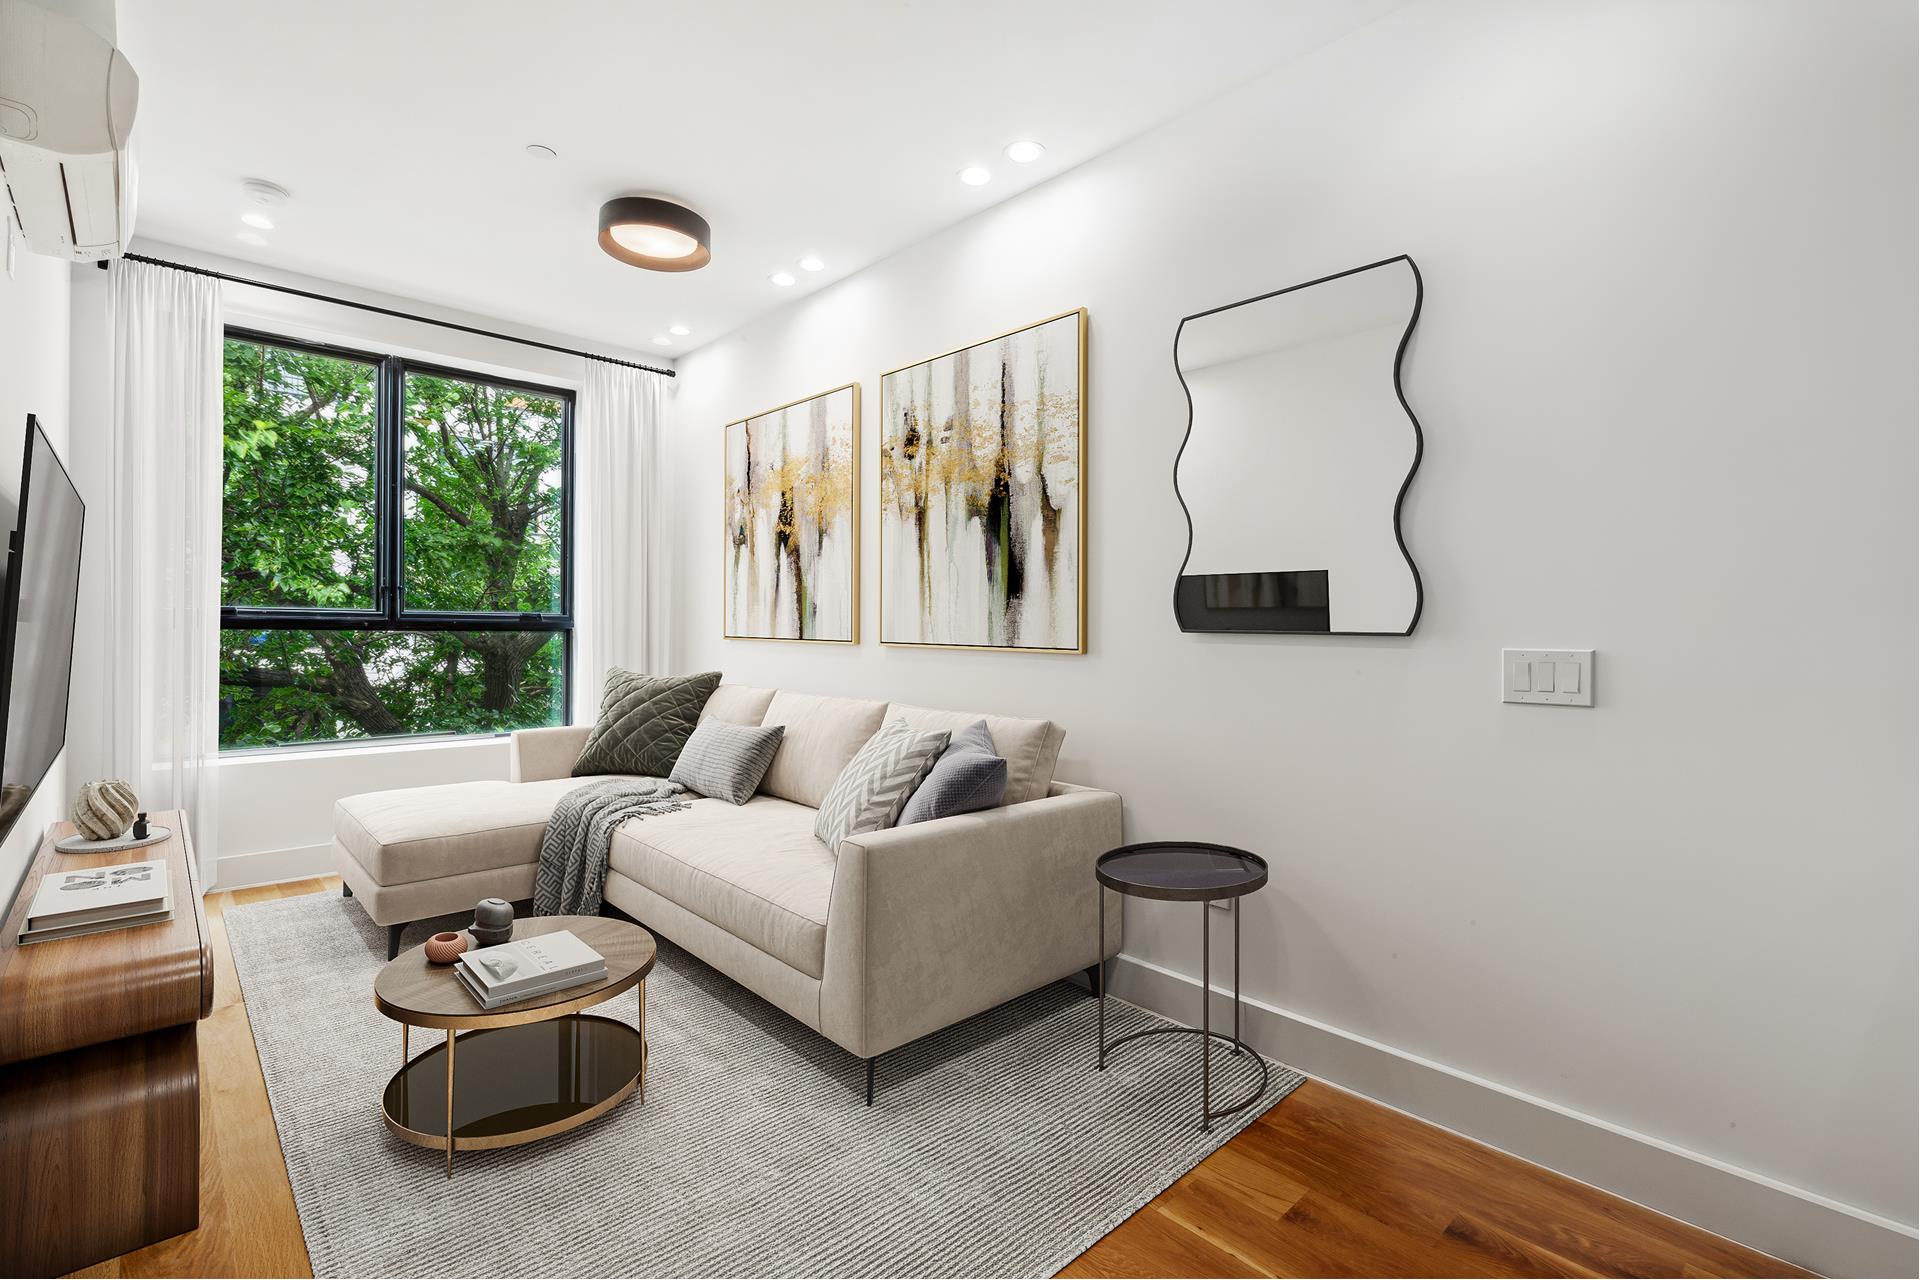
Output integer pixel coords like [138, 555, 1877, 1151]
[669, 721, 785, 805]
[813, 719, 951, 851]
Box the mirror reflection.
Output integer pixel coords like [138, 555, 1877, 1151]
[1173, 256, 1423, 635]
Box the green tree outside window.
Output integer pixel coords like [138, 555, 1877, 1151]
[219, 337, 569, 750]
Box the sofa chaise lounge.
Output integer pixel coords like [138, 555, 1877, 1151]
[332, 685, 1124, 1098]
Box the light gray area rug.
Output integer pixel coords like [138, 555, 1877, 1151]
[225, 891, 1304, 1278]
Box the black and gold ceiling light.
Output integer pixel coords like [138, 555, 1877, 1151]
[597, 197, 712, 272]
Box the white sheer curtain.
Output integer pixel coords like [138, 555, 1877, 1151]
[102, 259, 223, 876]
[573, 360, 667, 721]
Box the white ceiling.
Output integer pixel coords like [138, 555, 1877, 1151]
[117, 0, 1400, 356]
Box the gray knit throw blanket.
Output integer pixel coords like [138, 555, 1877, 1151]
[534, 776, 691, 916]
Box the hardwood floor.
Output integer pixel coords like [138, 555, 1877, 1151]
[1060, 1085, 1810, 1279]
[71, 878, 316, 1280]
[76, 876, 1810, 1279]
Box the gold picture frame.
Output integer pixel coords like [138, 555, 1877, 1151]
[722, 382, 860, 644]
[878, 309, 1087, 653]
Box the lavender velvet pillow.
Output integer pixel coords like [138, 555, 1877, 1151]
[896, 720, 1008, 826]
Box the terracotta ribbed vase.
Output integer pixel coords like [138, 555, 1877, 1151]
[424, 931, 468, 965]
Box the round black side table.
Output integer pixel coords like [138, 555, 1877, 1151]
[1095, 842, 1269, 1131]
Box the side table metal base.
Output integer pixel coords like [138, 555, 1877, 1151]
[1097, 885, 1268, 1131]
[1097, 1025, 1270, 1127]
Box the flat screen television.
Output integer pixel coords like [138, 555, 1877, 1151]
[0, 415, 85, 851]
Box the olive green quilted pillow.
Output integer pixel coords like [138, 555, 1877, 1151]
[573, 669, 722, 778]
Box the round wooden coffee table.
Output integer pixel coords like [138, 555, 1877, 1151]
[372, 914, 654, 1177]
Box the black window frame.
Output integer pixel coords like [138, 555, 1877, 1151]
[219, 326, 575, 743]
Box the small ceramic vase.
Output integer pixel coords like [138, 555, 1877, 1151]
[471, 897, 514, 948]
[424, 931, 468, 965]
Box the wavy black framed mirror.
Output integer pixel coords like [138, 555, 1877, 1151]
[1172, 255, 1424, 635]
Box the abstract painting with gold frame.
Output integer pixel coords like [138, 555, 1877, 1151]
[879, 309, 1086, 653]
[723, 383, 859, 643]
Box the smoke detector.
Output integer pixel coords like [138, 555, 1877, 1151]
[241, 179, 290, 207]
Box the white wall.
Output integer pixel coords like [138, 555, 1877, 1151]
[0, 0, 107, 914]
[213, 736, 511, 888]
[666, 0, 1916, 1272]
[64, 240, 667, 890]
[0, 238, 73, 909]
[66, 264, 108, 799]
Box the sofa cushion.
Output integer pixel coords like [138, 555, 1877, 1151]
[814, 719, 950, 850]
[882, 702, 1066, 805]
[609, 796, 834, 978]
[757, 690, 888, 807]
[897, 719, 1008, 825]
[334, 776, 617, 886]
[670, 721, 784, 805]
[701, 683, 777, 726]
[574, 669, 721, 777]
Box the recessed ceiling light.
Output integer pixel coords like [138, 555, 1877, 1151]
[236, 231, 268, 247]
[241, 178, 290, 206]
[669, 323, 690, 336]
[1005, 140, 1045, 164]
[597, 196, 712, 272]
[652, 335, 673, 346]
[525, 143, 557, 159]
[240, 211, 275, 230]
[798, 255, 824, 272]
[769, 270, 796, 287]
[958, 166, 991, 186]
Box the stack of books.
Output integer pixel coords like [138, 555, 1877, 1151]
[20, 860, 173, 944]
[455, 930, 607, 1010]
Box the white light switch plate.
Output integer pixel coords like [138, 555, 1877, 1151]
[1503, 649, 1594, 706]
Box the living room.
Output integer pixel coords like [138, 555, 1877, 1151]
[0, 1, 1912, 1278]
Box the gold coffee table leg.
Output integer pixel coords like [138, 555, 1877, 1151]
[401, 1024, 408, 1068]
[444, 1029, 456, 1178]
[639, 979, 647, 1103]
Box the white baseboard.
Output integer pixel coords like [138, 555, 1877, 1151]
[210, 841, 334, 893]
[1105, 952, 1918, 1279]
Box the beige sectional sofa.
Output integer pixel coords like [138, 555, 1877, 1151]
[333, 685, 1123, 1094]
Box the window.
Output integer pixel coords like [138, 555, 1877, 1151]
[219, 331, 572, 750]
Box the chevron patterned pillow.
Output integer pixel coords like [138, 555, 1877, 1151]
[813, 719, 951, 852]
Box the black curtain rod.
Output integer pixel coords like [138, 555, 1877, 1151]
[107, 252, 675, 378]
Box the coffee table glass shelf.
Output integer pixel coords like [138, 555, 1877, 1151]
[372, 915, 655, 1176]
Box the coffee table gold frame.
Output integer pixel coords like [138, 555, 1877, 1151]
[372, 916, 654, 1176]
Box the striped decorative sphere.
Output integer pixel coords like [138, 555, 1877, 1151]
[72, 780, 138, 842]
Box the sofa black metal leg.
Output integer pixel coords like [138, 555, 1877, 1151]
[342, 882, 353, 898]
[1084, 962, 1103, 997]
[865, 1056, 876, 1107]
[387, 923, 405, 960]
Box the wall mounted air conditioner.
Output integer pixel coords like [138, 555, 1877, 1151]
[0, 0, 139, 262]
